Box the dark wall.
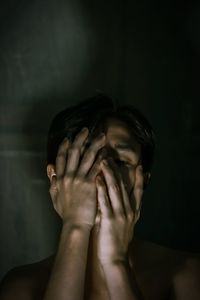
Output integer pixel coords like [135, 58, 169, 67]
[1, 0, 200, 280]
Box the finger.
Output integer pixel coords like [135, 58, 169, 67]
[119, 178, 132, 216]
[56, 138, 70, 178]
[107, 158, 132, 216]
[66, 147, 81, 175]
[108, 157, 134, 216]
[94, 207, 101, 226]
[88, 159, 101, 181]
[73, 127, 89, 149]
[66, 127, 89, 174]
[96, 176, 112, 218]
[106, 157, 130, 212]
[134, 165, 144, 212]
[87, 147, 107, 180]
[77, 133, 106, 177]
[100, 159, 124, 216]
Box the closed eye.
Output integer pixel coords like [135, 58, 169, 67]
[114, 159, 132, 168]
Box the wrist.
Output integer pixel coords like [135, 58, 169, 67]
[62, 219, 93, 232]
[58, 221, 91, 254]
[100, 258, 128, 270]
[99, 253, 129, 267]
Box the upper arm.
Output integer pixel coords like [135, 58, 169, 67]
[0, 269, 34, 300]
[170, 257, 200, 300]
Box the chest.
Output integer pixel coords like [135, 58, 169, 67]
[85, 262, 175, 300]
[135, 266, 174, 300]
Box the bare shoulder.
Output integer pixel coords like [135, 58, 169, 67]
[131, 239, 200, 300]
[0, 256, 54, 300]
[170, 256, 200, 300]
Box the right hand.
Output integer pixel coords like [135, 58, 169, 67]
[48, 128, 106, 229]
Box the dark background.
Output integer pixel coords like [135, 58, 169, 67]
[0, 0, 200, 280]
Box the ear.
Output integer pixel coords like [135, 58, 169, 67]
[47, 164, 57, 183]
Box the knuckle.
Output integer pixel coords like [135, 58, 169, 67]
[69, 146, 81, 155]
[58, 141, 69, 153]
[89, 136, 104, 151]
[94, 140, 104, 150]
[56, 152, 65, 160]
[127, 211, 135, 222]
[67, 148, 73, 156]
[63, 176, 71, 186]
[117, 214, 126, 224]
[56, 155, 66, 166]
[82, 150, 95, 163]
[73, 177, 82, 185]
[67, 147, 73, 154]
[85, 148, 96, 158]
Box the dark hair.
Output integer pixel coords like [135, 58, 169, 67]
[47, 94, 156, 173]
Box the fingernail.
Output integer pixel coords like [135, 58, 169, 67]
[102, 159, 108, 166]
[99, 132, 105, 138]
[138, 165, 143, 172]
[81, 127, 88, 133]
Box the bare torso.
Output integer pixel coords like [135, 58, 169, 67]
[131, 239, 200, 300]
[1, 238, 200, 300]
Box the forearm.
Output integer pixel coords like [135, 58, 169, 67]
[102, 261, 144, 300]
[43, 222, 91, 300]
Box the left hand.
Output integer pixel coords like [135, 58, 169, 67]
[95, 158, 144, 266]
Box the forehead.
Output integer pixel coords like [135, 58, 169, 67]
[104, 118, 141, 154]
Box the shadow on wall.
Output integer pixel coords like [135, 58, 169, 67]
[1, 0, 200, 282]
[0, 0, 131, 280]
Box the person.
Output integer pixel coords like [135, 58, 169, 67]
[0, 94, 200, 300]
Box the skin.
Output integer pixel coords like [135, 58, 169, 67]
[44, 119, 144, 300]
[0, 118, 200, 300]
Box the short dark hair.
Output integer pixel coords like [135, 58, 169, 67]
[47, 94, 156, 173]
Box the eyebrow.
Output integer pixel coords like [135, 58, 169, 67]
[113, 143, 136, 152]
